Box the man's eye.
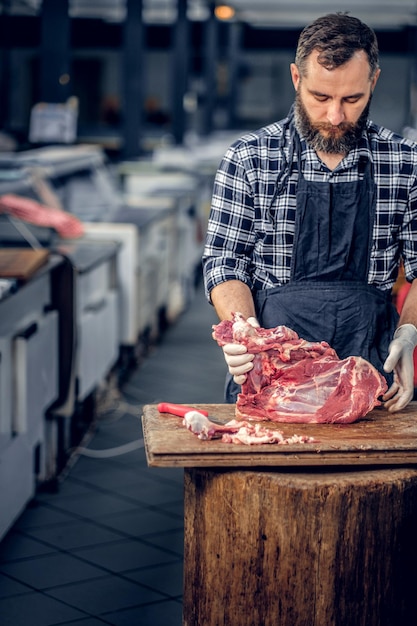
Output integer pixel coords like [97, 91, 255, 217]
[315, 95, 328, 102]
[345, 97, 361, 104]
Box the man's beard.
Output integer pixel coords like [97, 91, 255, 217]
[293, 91, 371, 154]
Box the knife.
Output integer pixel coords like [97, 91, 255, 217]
[157, 402, 225, 425]
[157, 401, 236, 439]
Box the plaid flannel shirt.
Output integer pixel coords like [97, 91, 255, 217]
[203, 114, 417, 301]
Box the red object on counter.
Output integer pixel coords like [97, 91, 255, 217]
[157, 403, 209, 418]
[0, 193, 84, 239]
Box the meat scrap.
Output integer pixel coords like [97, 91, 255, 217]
[219, 420, 315, 445]
[183, 411, 315, 445]
[213, 313, 388, 424]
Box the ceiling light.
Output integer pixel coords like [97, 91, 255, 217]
[215, 5, 235, 20]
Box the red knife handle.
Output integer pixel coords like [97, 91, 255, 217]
[157, 402, 209, 418]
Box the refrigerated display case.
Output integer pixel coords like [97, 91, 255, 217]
[0, 255, 62, 539]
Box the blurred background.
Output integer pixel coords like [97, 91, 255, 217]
[0, 0, 417, 156]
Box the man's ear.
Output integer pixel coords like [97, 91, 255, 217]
[371, 67, 381, 92]
[290, 63, 300, 91]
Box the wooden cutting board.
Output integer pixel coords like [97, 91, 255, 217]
[142, 402, 417, 467]
[0, 248, 49, 280]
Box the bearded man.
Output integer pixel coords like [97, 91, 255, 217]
[202, 12, 417, 409]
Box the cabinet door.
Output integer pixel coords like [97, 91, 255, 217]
[13, 310, 59, 444]
[0, 436, 35, 540]
[0, 339, 13, 436]
[77, 289, 119, 400]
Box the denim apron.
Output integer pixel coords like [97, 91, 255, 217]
[225, 129, 398, 403]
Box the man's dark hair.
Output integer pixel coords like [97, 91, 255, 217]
[295, 13, 379, 79]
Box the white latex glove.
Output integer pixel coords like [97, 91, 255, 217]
[383, 323, 417, 412]
[222, 317, 260, 385]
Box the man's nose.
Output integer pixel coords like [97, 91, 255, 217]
[327, 101, 345, 126]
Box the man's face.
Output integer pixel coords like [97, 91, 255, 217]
[291, 50, 380, 154]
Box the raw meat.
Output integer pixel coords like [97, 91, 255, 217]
[213, 313, 388, 424]
[218, 420, 315, 445]
[0, 194, 84, 239]
[183, 411, 315, 445]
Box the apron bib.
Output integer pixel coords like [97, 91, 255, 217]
[225, 131, 398, 403]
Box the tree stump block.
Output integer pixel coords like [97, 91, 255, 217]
[183, 467, 417, 626]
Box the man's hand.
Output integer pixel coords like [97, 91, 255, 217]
[383, 323, 417, 411]
[222, 317, 259, 385]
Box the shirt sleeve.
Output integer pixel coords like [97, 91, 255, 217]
[400, 162, 417, 282]
[202, 141, 257, 301]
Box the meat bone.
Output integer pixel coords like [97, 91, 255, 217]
[157, 402, 241, 440]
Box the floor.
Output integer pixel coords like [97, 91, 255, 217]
[0, 282, 226, 626]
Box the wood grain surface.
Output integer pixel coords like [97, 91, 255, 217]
[0, 248, 49, 280]
[183, 466, 417, 626]
[142, 402, 417, 467]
